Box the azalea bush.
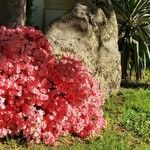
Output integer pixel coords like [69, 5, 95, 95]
[0, 26, 106, 145]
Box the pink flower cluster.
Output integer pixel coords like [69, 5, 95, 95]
[0, 26, 106, 145]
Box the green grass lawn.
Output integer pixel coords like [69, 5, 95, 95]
[0, 88, 150, 150]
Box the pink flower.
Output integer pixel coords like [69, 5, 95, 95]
[0, 26, 105, 145]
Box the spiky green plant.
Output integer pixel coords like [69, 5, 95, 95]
[112, 0, 150, 80]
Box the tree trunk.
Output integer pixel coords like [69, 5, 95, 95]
[0, 0, 26, 28]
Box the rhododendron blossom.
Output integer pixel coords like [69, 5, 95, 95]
[0, 26, 106, 145]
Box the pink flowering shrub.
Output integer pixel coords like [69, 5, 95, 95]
[0, 26, 106, 145]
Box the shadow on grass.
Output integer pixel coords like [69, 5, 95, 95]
[0, 133, 27, 147]
[121, 80, 150, 89]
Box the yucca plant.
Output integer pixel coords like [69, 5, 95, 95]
[112, 0, 150, 81]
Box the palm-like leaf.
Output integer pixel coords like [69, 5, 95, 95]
[112, 0, 150, 80]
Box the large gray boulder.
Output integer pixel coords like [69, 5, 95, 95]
[46, 0, 121, 98]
